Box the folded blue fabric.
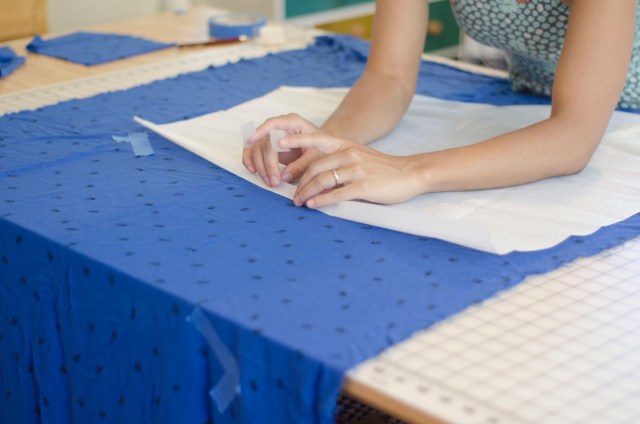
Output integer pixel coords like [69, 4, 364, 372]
[26, 31, 174, 66]
[0, 46, 25, 78]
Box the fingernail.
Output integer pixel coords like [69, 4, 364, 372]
[293, 196, 300, 206]
[270, 176, 280, 186]
[306, 199, 316, 208]
[280, 138, 289, 147]
[282, 173, 292, 183]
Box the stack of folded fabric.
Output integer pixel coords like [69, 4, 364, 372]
[0, 46, 25, 78]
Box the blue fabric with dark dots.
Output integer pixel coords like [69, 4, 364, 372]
[1, 36, 639, 424]
[26, 32, 175, 66]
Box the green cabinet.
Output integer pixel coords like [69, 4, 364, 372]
[289, 0, 460, 55]
[425, 0, 460, 53]
[214, 0, 460, 55]
[286, 0, 372, 19]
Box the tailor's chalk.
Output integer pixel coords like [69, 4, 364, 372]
[269, 129, 289, 153]
[187, 308, 240, 413]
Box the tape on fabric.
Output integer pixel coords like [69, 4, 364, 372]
[209, 13, 267, 39]
[241, 121, 256, 148]
[112, 132, 154, 156]
[187, 308, 240, 413]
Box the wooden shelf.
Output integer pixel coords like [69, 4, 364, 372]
[0, 0, 47, 41]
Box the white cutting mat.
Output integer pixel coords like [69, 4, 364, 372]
[348, 236, 640, 424]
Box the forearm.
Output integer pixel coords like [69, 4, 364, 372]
[280, 0, 635, 207]
[322, 0, 428, 144]
[417, 0, 634, 194]
[414, 116, 602, 193]
[321, 68, 415, 144]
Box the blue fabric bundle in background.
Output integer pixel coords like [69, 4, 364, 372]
[0, 46, 25, 78]
[1, 36, 639, 424]
[26, 31, 174, 65]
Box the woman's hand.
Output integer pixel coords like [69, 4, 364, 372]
[279, 132, 426, 208]
[242, 113, 324, 187]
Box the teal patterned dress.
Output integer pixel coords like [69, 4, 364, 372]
[450, 0, 640, 109]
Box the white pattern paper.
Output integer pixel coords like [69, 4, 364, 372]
[135, 87, 640, 254]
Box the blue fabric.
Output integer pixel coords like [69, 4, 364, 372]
[0, 46, 25, 78]
[26, 32, 174, 66]
[1, 36, 639, 424]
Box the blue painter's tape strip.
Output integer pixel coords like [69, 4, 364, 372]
[209, 13, 267, 39]
[187, 308, 240, 413]
[112, 132, 154, 156]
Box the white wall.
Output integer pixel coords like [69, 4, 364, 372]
[47, 0, 166, 32]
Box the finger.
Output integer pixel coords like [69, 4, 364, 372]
[306, 184, 361, 209]
[294, 166, 356, 206]
[279, 132, 344, 155]
[278, 150, 303, 166]
[293, 169, 339, 206]
[261, 137, 281, 187]
[251, 141, 269, 186]
[249, 113, 315, 145]
[296, 150, 354, 192]
[281, 150, 319, 183]
[242, 145, 256, 173]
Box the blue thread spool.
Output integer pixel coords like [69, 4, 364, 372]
[208, 13, 267, 39]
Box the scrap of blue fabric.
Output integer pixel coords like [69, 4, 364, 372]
[0, 36, 638, 424]
[26, 31, 175, 66]
[0, 46, 25, 78]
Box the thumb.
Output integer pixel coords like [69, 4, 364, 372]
[281, 150, 322, 182]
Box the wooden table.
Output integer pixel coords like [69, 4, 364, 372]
[0, 6, 504, 96]
[0, 7, 228, 95]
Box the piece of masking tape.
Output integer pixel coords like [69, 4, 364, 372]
[240, 122, 290, 153]
[269, 129, 289, 153]
[241, 121, 256, 148]
[112, 132, 154, 156]
[186, 308, 240, 413]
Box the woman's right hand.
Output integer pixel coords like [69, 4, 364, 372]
[242, 113, 325, 187]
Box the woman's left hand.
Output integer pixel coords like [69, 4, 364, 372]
[279, 132, 426, 208]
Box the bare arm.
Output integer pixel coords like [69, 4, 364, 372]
[241, 0, 428, 186]
[282, 0, 636, 207]
[321, 0, 429, 143]
[412, 0, 636, 193]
